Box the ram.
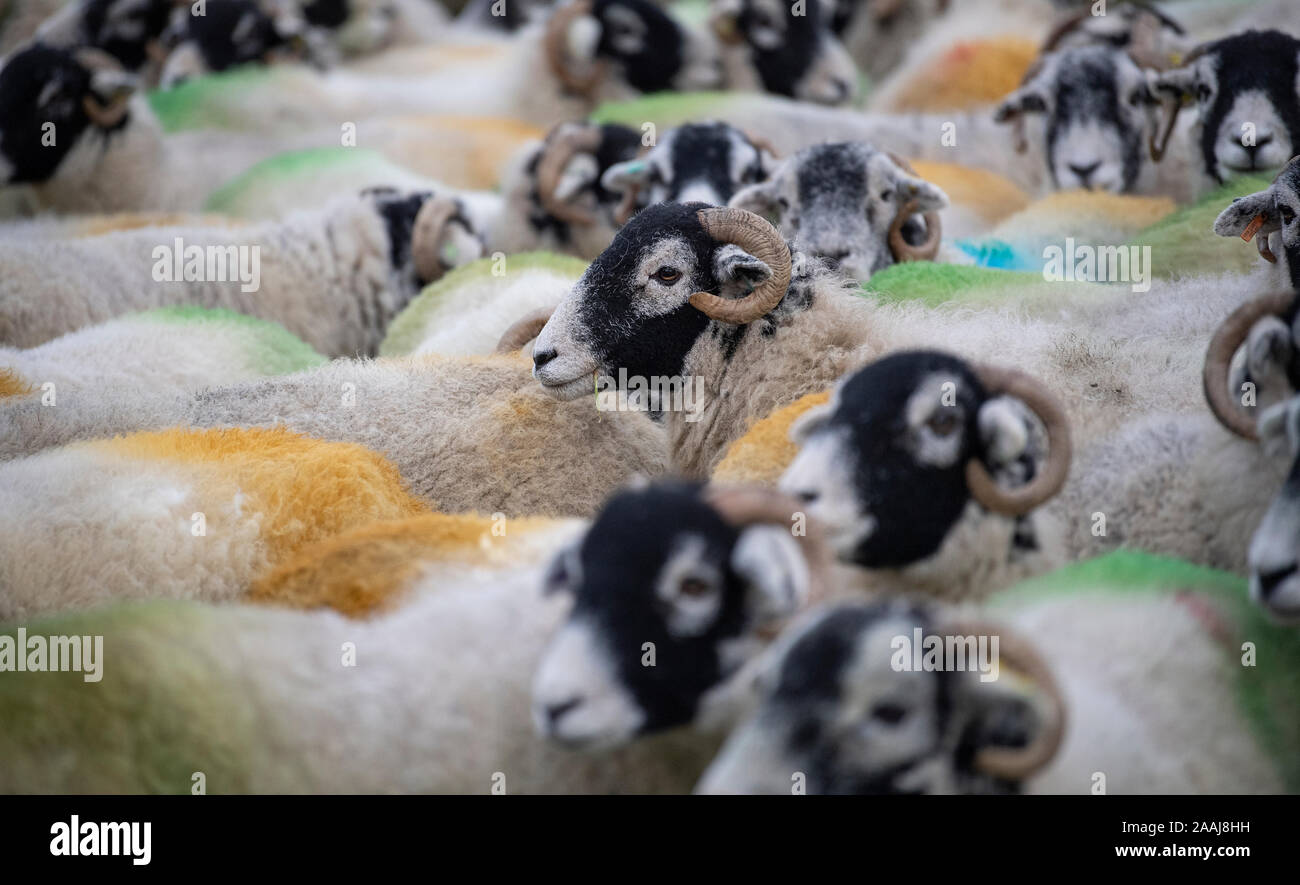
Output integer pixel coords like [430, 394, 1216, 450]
[0, 44, 544, 213]
[707, 0, 858, 106]
[0, 188, 481, 355]
[728, 141, 948, 282]
[697, 552, 1300, 794]
[530, 203, 1256, 479]
[0, 426, 428, 620]
[0, 306, 325, 401]
[0, 483, 818, 792]
[1148, 30, 1300, 193]
[0, 338, 671, 516]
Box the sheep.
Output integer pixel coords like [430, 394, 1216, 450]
[0, 484, 821, 792]
[0, 344, 671, 516]
[707, 0, 858, 106]
[0, 306, 326, 401]
[123, 0, 724, 133]
[154, 0, 314, 88]
[599, 120, 778, 224]
[728, 141, 949, 282]
[0, 187, 484, 356]
[530, 203, 1257, 481]
[1148, 30, 1300, 192]
[0, 44, 547, 213]
[0, 426, 428, 620]
[1213, 155, 1300, 292]
[30, 0, 174, 73]
[697, 554, 1300, 794]
[1242, 393, 1300, 623]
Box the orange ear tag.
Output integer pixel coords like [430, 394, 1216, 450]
[1241, 213, 1267, 243]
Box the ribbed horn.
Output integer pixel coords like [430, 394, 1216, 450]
[1202, 291, 1296, 440]
[937, 619, 1066, 782]
[410, 196, 459, 284]
[690, 208, 792, 325]
[965, 365, 1072, 517]
[535, 125, 604, 227]
[885, 153, 941, 262]
[1150, 44, 1207, 162]
[76, 47, 132, 129]
[543, 0, 610, 97]
[495, 307, 556, 354]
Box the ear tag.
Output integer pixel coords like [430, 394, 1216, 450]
[1241, 213, 1267, 243]
[625, 161, 647, 174]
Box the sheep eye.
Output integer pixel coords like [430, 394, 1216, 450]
[927, 410, 961, 437]
[1196, 83, 1212, 102]
[678, 577, 711, 598]
[871, 702, 907, 725]
[652, 266, 681, 284]
[879, 189, 893, 202]
[1281, 205, 1297, 226]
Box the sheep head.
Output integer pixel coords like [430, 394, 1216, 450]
[1213, 156, 1300, 286]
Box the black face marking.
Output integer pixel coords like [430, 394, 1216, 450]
[524, 123, 642, 240]
[664, 122, 760, 204]
[0, 45, 112, 185]
[175, 0, 288, 74]
[565, 482, 751, 733]
[302, 0, 350, 28]
[829, 351, 990, 567]
[796, 142, 869, 216]
[736, 0, 828, 97]
[75, 0, 174, 70]
[1196, 31, 1300, 182]
[592, 0, 685, 94]
[576, 201, 717, 381]
[1044, 49, 1144, 191]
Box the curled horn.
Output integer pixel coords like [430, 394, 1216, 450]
[410, 196, 459, 284]
[705, 485, 833, 609]
[936, 619, 1066, 781]
[75, 48, 132, 129]
[745, 130, 781, 161]
[535, 125, 604, 227]
[612, 141, 652, 226]
[886, 153, 941, 262]
[1039, 9, 1090, 53]
[965, 365, 1072, 517]
[690, 207, 792, 325]
[1202, 291, 1297, 440]
[544, 0, 610, 98]
[1149, 43, 1207, 162]
[495, 307, 557, 354]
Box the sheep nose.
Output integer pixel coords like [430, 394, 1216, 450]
[1257, 564, 1298, 600]
[545, 697, 583, 725]
[1069, 162, 1101, 186]
[793, 489, 819, 505]
[533, 348, 559, 370]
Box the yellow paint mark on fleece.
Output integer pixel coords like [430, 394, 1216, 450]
[713, 391, 831, 485]
[73, 212, 245, 237]
[881, 37, 1039, 112]
[97, 427, 428, 567]
[0, 368, 34, 398]
[382, 115, 545, 189]
[249, 512, 560, 617]
[996, 190, 1176, 241]
[910, 161, 1029, 227]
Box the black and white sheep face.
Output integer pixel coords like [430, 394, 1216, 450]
[527, 122, 644, 233]
[561, 0, 723, 94]
[0, 45, 136, 186]
[158, 0, 300, 88]
[696, 603, 1050, 794]
[996, 46, 1153, 193]
[601, 122, 774, 212]
[532, 201, 774, 399]
[711, 0, 858, 105]
[532, 482, 809, 748]
[1154, 31, 1300, 182]
[36, 0, 175, 72]
[730, 142, 947, 281]
[778, 351, 1038, 568]
[1215, 158, 1300, 290]
[362, 187, 485, 287]
[1248, 397, 1300, 623]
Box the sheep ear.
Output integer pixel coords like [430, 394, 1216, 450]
[790, 402, 833, 444]
[714, 243, 772, 291]
[729, 180, 781, 218]
[1213, 191, 1277, 238]
[994, 86, 1048, 121]
[1245, 315, 1294, 387]
[893, 173, 949, 213]
[600, 158, 653, 194]
[976, 398, 1031, 469]
[732, 525, 809, 625]
[1152, 65, 1199, 101]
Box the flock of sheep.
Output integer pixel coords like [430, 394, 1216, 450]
[1, 0, 1299, 795]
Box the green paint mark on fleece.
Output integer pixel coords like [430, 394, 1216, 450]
[381, 251, 589, 357]
[989, 551, 1300, 791]
[1130, 173, 1275, 280]
[138, 306, 326, 375]
[203, 147, 392, 214]
[590, 92, 749, 128]
[860, 262, 1057, 307]
[147, 65, 279, 133]
[0, 602, 265, 793]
